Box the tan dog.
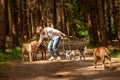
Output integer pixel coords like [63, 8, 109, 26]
[22, 42, 35, 62]
[93, 46, 111, 69]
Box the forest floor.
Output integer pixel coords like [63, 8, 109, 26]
[0, 39, 120, 80]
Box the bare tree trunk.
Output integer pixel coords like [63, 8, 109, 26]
[63, 0, 67, 34]
[8, 0, 13, 48]
[53, 0, 57, 28]
[0, 0, 7, 51]
[26, 0, 32, 39]
[97, 0, 107, 46]
[113, 0, 120, 46]
[88, 0, 99, 46]
[10, 0, 20, 47]
[19, 0, 24, 41]
[105, 0, 112, 41]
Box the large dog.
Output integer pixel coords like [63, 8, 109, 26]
[22, 42, 35, 62]
[93, 46, 111, 69]
[22, 41, 47, 62]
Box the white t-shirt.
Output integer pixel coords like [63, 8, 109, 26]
[38, 27, 61, 42]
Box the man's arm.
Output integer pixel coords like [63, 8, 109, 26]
[59, 32, 66, 37]
[37, 34, 44, 47]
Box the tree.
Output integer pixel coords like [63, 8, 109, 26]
[105, 0, 112, 41]
[8, 0, 20, 48]
[0, 0, 7, 51]
[88, 0, 100, 46]
[97, 0, 107, 45]
[113, 0, 120, 44]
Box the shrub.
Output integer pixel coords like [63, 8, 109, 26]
[0, 47, 21, 62]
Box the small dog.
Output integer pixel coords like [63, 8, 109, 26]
[63, 50, 75, 60]
[78, 46, 86, 60]
[93, 46, 111, 69]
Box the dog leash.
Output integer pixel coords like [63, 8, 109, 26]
[68, 38, 71, 51]
[62, 37, 71, 52]
[62, 37, 65, 52]
[62, 37, 67, 56]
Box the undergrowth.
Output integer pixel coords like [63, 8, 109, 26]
[0, 47, 21, 63]
[110, 49, 120, 58]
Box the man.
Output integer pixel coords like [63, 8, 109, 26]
[36, 26, 66, 60]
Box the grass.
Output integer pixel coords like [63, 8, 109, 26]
[0, 47, 22, 76]
[0, 47, 22, 63]
[110, 49, 120, 63]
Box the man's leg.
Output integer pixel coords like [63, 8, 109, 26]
[48, 40, 55, 60]
[52, 37, 61, 60]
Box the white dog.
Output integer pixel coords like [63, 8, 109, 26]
[63, 50, 75, 60]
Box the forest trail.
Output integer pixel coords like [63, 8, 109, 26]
[1, 39, 120, 80]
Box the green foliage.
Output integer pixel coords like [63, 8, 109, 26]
[110, 49, 120, 58]
[86, 43, 96, 49]
[66, 0, 88, 38]
[0, 47, 22, 62]
[77, 29, 88, 38]
[74, 19, 88, 38]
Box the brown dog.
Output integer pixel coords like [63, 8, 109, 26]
[93, 46, 111, 69]
[36, 44, 47, 60]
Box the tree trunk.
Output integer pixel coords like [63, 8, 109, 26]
[19, 0, 24, 41]
[0, 0, 7, 51]
[105, 0, 112, 41]
[89, 0, 99, 46]
[113, 0, 120, 46]
[53, 0, 57, 28]
[97, 0, 107, 46]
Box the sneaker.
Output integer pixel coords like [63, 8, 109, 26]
[56, 56, 61, 61]
[48, 57, 55, 61]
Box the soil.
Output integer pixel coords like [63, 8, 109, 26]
[0, 39, 120, 80]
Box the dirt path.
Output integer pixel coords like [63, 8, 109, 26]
[1, 50, 120, 80]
